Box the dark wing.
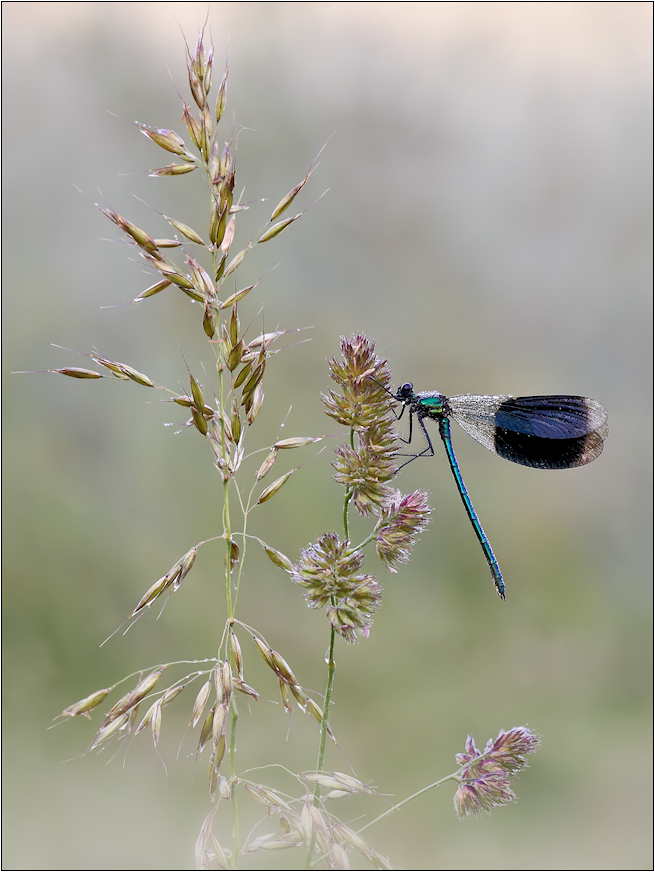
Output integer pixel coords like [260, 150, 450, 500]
[449, 395, 609, 469]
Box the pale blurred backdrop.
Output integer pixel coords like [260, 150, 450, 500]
[2, 3, 652, 869]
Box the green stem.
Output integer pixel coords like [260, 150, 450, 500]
[354, 752, 491, 840]
[211, 201, 239, 862]
[304, 626, 337, 869]
[342, 490, 351, 541]
[230, 703, 240, 861]
[355, 772, 459, 838]
[341, 426, 356, 541]
[353, 530, 376, 552]
[212, 255, 234, 616]
[223, 478, 233, 617]
[231, 482, 249, 613]
[315, 626, 336, 778]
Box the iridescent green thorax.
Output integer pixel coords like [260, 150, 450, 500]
[415, 392, 449, 418]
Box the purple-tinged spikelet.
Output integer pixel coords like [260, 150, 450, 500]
[453, 727, 541, 819]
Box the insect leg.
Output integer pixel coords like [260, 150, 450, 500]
[395, 410, 437, 469]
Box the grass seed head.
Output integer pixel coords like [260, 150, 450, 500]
[258, 215, 300, 244]
[332, 435, 397, 516]
[252, 636, 275, 669]
[200, 104, 213, 154]
[233, 678, 259, 700]
[51, 367, 102, 379]
[292, 534, 382, 641]
[453, 728, 540, 820]
[223, 246, 249, 279]
[214, 202, 229, 247]
[90, 355, 129, 378]
[322, 334, 394, 431]
[221, 660, 233, 704]
[482, 726, 541, 774]
[230, 404, 242, 443]
[209, 137, 221, 184]
[161, 685, 184, 706]
[134, 699, 158, 735]
[218, 142, 232, 179]
[243, 783, 291, 812]
[203, 301, 217, 338]
[90, 712, 129, 749]
[208, 834, 230, 871]
[173, 548, 198, 590]
[218, 776, 232, 800]
[230, 633, 244, 680]
[209, 200, 222, 246]
[233, 360, 252, 389]
[227, 341, 244, 372]
[257, 469, 293, 504]
[241, 361, 265, 399]
[150, 700, 162, 746]
[181, 102, 203, 151]
[263, 543, 294, 572]
[187, 64, 206, 111]
[189, 373, 206, 414]
[288, 684, 307, 712]
[60, 687, 111, 719]
[368, 850, 394, 870]
[134, 668, 164, 699]
[331, 843, 350, 870]
[270, 166, 313, 221]
[274, 436, 323, 449]
[375, 490, 431, 570]
[135, 278, 171, 300]
[220, 280, 256, 310]
[214, 660, 226, 702]
[305, 697, 323, 725]
[191, 407, 208, 435]
[221, 214, 236, 254]
[270, 650, 298, 685]
[119, 217, 159, 254]
[210, 733, 226, 787]
[246, 383, 264, 424]
[256, 449, 279, 480]
[168, 271, 201, 295]
[212, 702, 227, 743]
[229, 306, 239, 347]
[198, 705, 216, 752]
[130, 574, 170, 616]
[164, 215, 205, 243]
[192, 680, 212, 728]
[215, 68, 228, 122]
[139, 125, 191, 157]
[225, 540, 239, 573]
[331, 822, 370, 855]
[114, 363, 156, 388]
[278, 678, 293, 712]
[187, 257, 214, 299]
[148, 162, 197, 177]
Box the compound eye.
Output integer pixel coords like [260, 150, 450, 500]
[400, 382, 413, 394]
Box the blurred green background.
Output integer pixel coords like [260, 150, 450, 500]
[2, 3, 652, 869]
